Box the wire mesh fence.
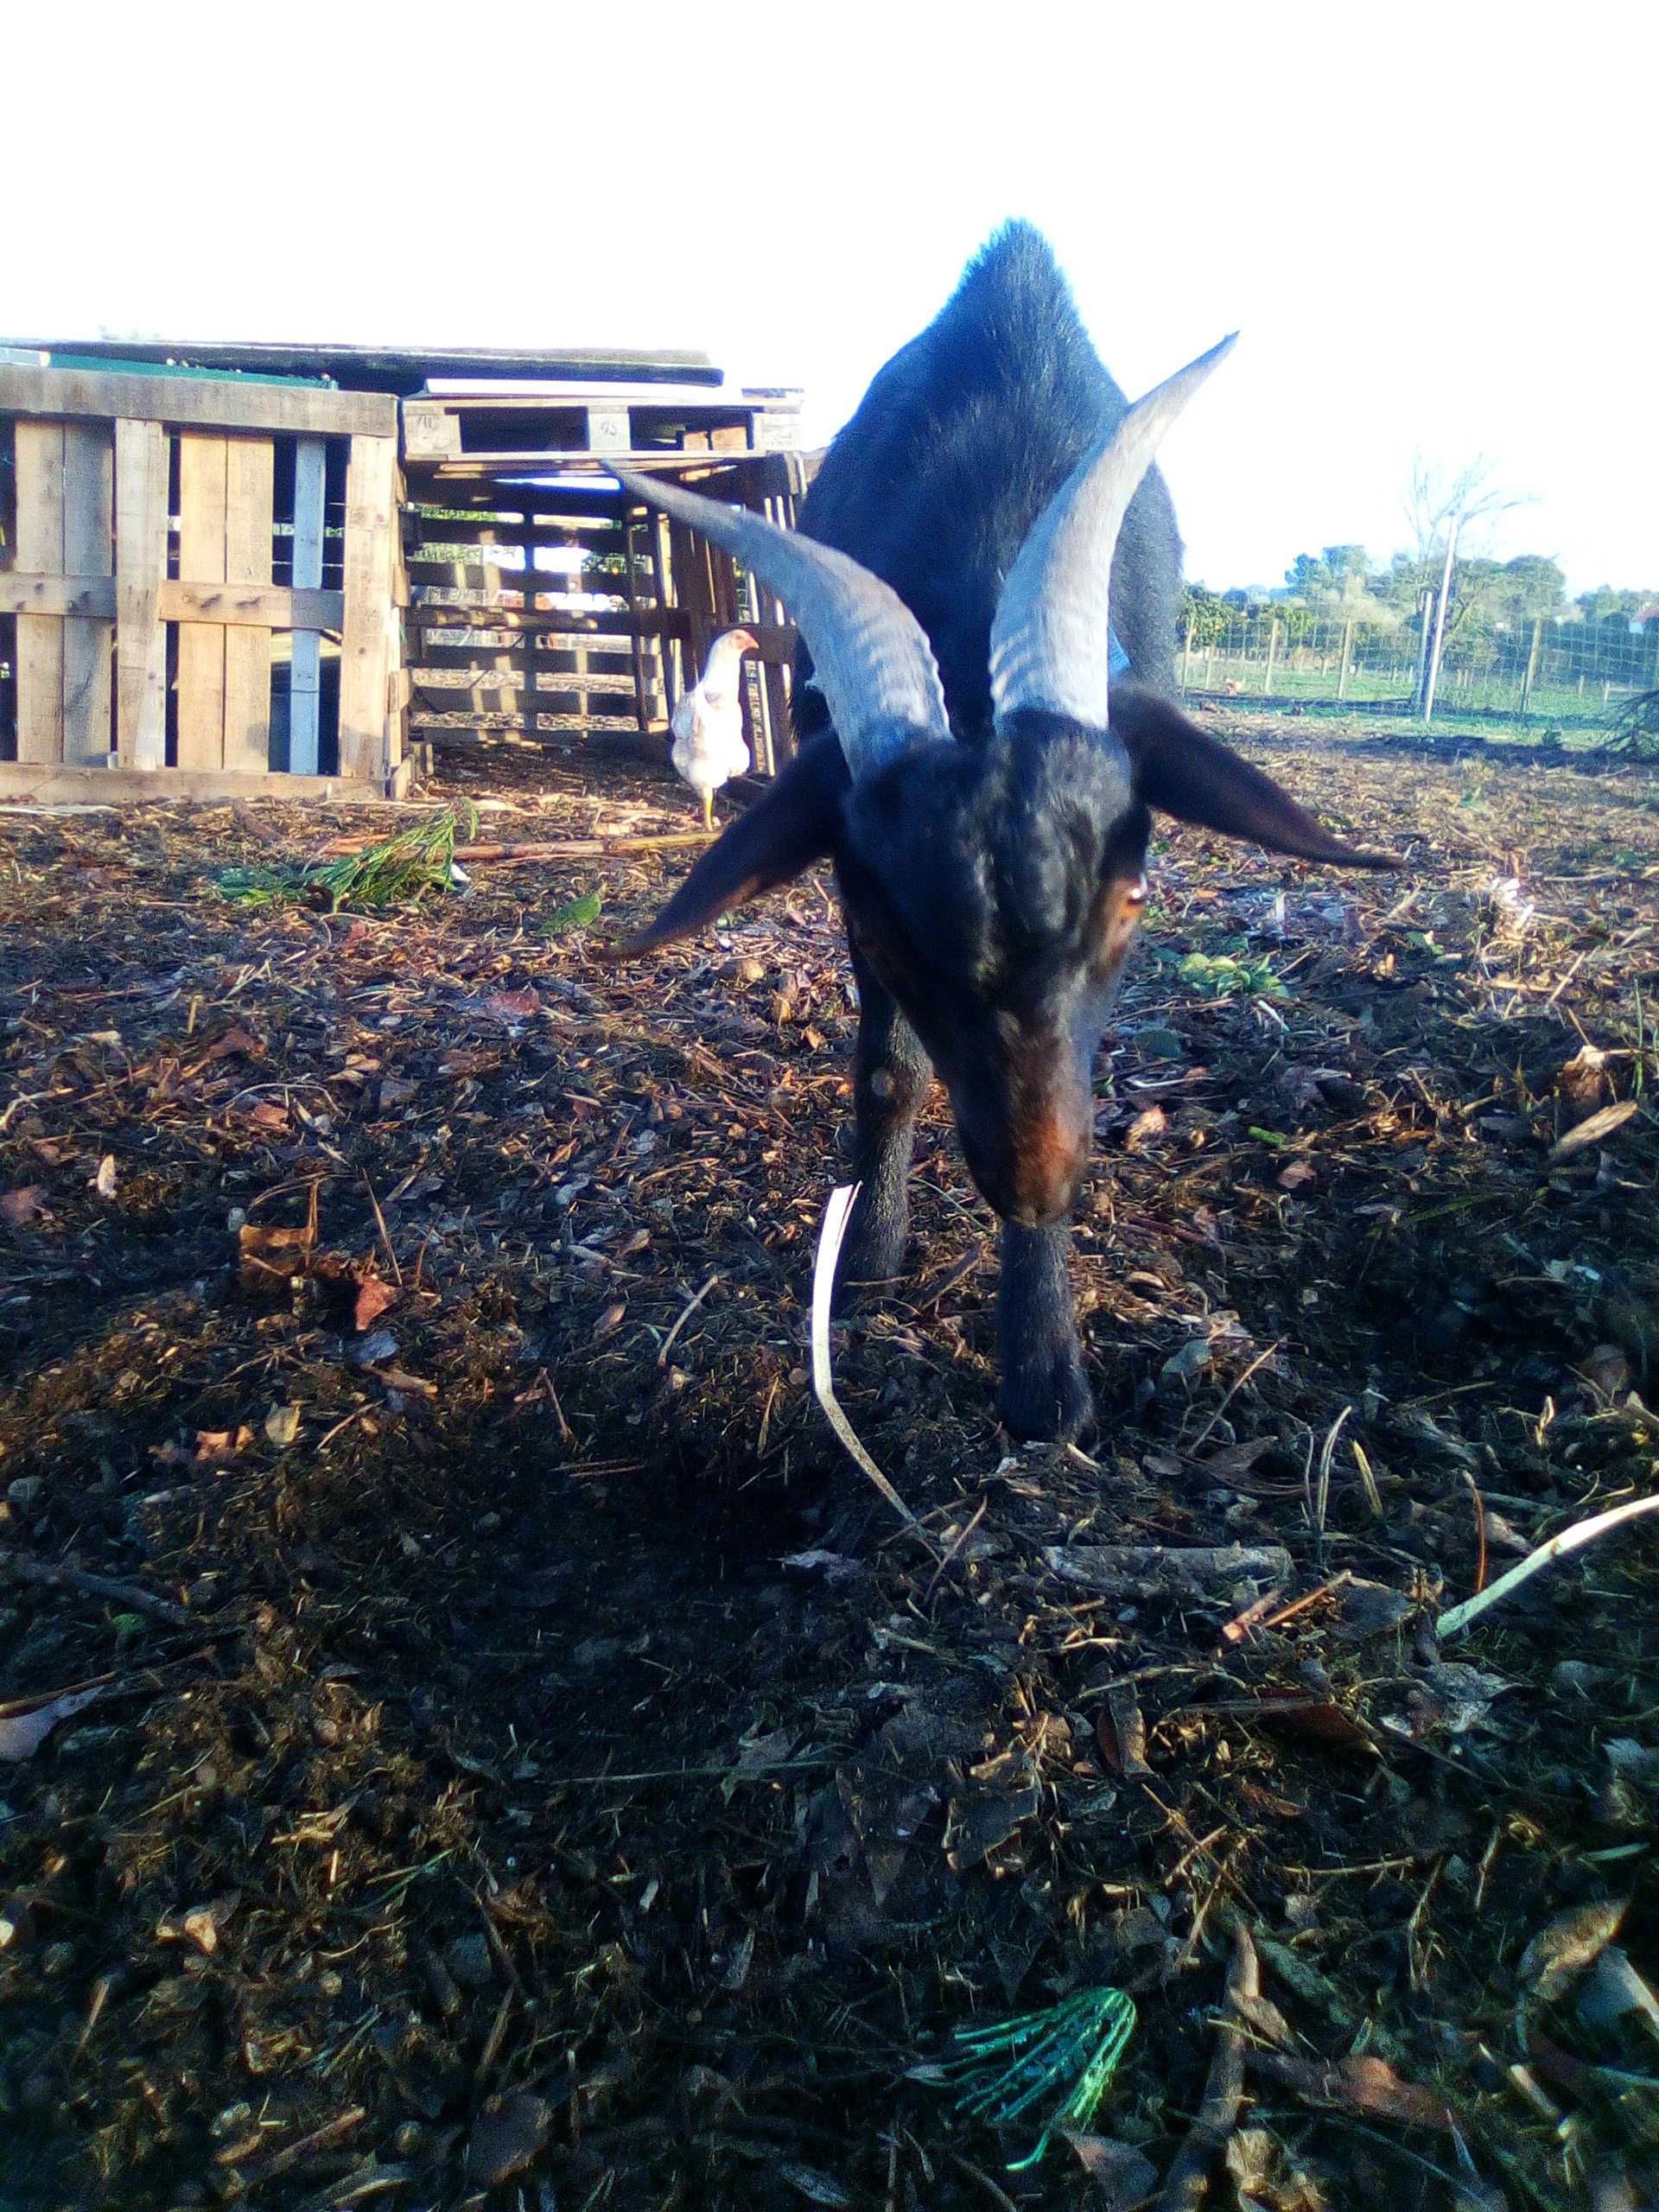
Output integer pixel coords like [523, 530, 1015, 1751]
[1177, 606, 1659, 737]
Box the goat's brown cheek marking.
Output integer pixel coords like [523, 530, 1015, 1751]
[1007, 1034, 1086, 1218]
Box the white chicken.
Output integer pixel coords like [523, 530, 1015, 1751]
[671, 627, 758, 830]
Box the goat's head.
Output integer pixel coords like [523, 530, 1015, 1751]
[606, 341, 1394, 1227]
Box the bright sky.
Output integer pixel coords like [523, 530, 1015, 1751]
[11, 3, 1655, 597]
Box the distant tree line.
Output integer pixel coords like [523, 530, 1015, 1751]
[1182, 545, 1656, 682]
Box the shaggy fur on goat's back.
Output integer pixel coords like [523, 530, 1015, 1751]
[798, 220, 1184, 741]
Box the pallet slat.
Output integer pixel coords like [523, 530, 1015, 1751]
[114, 419, 169, 768]
[0, 574, 345, 630]
[289, 438, 327, 775]
[15, 421, 69, 762]
[416, 625, 641, 654]
[0, 762, 380, 804]
[0, 362, 394, 438]
[223, 440, 275, 772]
[59, 423, 115, 763]
[410, 710, 639, 733]
[412, 667, 640, 695]
[176, 435, 230, 769]
[338, 435, 398, 781]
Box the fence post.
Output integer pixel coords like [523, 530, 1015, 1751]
[1205, 635, 1217, 691]
[1337, 617, 1354, 701]
[1519, 616, 1542, 719]
[1262, 618, 1281, 696]
[1421, 513, 1460, 724]
[1180, 619, 1193, 690]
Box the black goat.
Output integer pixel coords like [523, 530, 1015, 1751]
[610, 223, 1389, 1441]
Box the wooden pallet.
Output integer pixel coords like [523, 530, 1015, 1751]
[393, 449, 817, 772]
[1, 365, 404, 798]
[402, 379, 801, 466]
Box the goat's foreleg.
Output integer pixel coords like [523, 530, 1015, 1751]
[997, 1220, 1091, 1441]
[834, 949, 930, 1303]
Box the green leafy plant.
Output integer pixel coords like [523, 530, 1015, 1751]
[1175, 945, 1287, 1001]
[540, 888, 604, 936]
[218, 804, 479, 913]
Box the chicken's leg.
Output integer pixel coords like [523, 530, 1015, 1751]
[701, 790, 715, 834]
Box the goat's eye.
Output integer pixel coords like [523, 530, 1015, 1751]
[1125, 876, 1148, 908]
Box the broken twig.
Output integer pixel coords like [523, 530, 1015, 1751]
[1155, 1924, 1258, 2212]
[0, 1548, 199, 1630]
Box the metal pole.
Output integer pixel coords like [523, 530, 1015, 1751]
[1421, 510, 1460, 724]
[1519, 615, 1542, 719]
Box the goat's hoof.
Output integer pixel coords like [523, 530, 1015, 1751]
[1001, 1347, 1095, 1444]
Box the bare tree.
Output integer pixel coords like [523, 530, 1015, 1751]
[1405, 458, 1535, 721]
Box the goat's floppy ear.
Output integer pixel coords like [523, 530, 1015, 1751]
[596, 733, 847, 959]
[1111, 686, 1398, 869]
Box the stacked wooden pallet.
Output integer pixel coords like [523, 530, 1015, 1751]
[0, 361, 404, 799]
[403, 380, 816, 772]
[402, 378, 801, 478]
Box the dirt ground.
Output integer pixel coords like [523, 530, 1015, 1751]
[2, 714, 1657, 2212]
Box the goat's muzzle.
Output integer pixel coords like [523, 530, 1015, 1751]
[958, 1108, 1090, 1230]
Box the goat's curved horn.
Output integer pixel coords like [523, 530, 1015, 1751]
[613, 470, 949, 778]
[989, 334, 1237, 731]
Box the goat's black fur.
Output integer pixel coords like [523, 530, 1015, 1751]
[620, 223, 1388, 1441]
[797, 219, 1182, 733]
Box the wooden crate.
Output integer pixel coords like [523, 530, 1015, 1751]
[0, 364, 404, 800]
[404, 451, 816, 774]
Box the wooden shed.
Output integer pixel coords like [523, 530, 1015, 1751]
[1, 337, 815, 805]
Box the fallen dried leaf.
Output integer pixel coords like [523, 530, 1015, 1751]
[1063, 2131, 1158, 2207]
[467, 2091, 552, 2188]
[1580, 1344, 1632, 1403]
[352, 1276, 399, 1332]
[264, 1404, 302, 1449]
[1124, 1105, 1168, 1150]
[1096, 1684, 1152, 1778]
[235, 1101, 289, 1134]
[1550, 1099, 1639, 1161]
[1333, 1580, 1415, 1640]
[1249, 2048, 1457, 2131]
[238, 1223, 313, 1288]
[1518, 1897, 1627, 2002]
[0, 1186, 48, 1228]
[194, 1427, 255, 1467]
[207, 1026, 262, 1060]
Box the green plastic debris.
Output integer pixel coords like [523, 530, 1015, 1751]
[923, 1985, 1136, 2171]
